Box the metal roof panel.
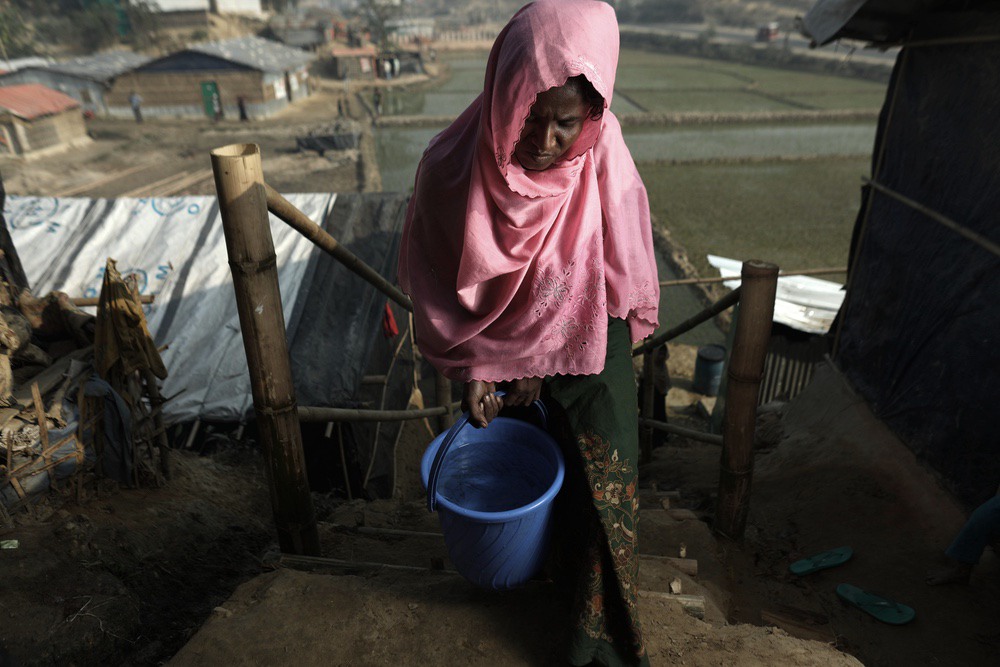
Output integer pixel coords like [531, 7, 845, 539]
[0, 83, 81, 120]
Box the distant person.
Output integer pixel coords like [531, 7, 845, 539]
[373, 89, 382, 116]
[392, 57, 400, 78]
[337, 97, 345, 117]
[129, 91, 143, 123]
[237, 96, 248, 122]
[927, 495, 1000, 585]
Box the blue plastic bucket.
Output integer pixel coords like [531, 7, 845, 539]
[693, 344, 727, 396]
[421, 398, 564, 590]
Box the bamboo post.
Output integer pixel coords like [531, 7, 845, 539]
[435, 372, 453, 432]
[640, 351, 655, 464]
[714, 260, 778, 541]
[210, 143, 320, 556]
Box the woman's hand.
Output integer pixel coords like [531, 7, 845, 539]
[462, 380, 503, 428]
[504, 377, 543, 407]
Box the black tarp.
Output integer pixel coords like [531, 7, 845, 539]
[836, 13, 1000, 508]
[286, 192, 411, 499]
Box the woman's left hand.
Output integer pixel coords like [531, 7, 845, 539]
[504, 376, 543, 407]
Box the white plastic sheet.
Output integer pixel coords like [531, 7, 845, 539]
[707, 255, 845, 335]
[5, 194, 336, 423]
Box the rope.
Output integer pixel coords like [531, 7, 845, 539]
[864, 177, 1000, 259]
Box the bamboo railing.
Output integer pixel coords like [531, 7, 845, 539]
[211, 141, 781, 544]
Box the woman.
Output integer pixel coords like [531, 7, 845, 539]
[399, 1, 659, 664]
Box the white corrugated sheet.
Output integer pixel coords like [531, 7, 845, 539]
[4, 194, 335, 423]
[707, 255, 845, 335]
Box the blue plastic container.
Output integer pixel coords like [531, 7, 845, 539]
[693, 344, 727, 396]
[421, 398, 564, 590]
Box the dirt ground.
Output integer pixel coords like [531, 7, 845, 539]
[2, 352, 996, 665]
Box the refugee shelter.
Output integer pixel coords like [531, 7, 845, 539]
[267, 11, 343, 50]
[107, 36, 314, 119]
[0, 85, 87, 157]
[0, 51, 151, 117]
[4, 191, 411, 498]
[326, 44, 377, 80]
[804, 0, 1000, 508]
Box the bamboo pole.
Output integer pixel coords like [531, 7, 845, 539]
[142, 368, 171, 480]
[72, 295, 155, 307]
[659, 267, 846, 287]
[435, 372, 454, 432]
[639, 418, 723, 446]
[633, 287, 741, 357]
[714, 260, 778, 541]
[262, 183, 413, 312]
[298, 401, 462, 423]
[210, 143, 319, 556]
[640, 351, 654, 464]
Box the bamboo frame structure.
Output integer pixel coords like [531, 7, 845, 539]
[210, 144, 781, 549]
[714, 260, 779, 540]
[210, 143, 320, 556]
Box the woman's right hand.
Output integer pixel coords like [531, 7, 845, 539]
[462, 380, 503, 428]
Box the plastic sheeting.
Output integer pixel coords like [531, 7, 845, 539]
[837, 25, 1000, 508]
[4, 193, 406, 425]
[707, 255, 845, 335]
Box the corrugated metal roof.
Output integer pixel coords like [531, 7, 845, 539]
[46, 51, 151, 83]
[189, 36, 314, 72]
[0, 84, 80, 120]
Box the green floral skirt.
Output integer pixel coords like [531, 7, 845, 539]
[545, 318, 649, 667]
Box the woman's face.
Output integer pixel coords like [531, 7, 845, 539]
[513, 82, 589, 171]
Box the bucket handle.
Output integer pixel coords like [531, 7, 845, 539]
[426, 391, 548, 513]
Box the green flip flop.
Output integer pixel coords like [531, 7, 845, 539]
[836, 583, 916, 625]
[789, 546, 853, 575]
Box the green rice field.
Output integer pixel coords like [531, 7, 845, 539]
[639, 158, 869, 279]
[614, 50, 889, 113]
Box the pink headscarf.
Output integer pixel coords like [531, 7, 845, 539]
[398, 0, 659, 382]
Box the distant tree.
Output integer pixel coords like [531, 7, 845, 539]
[359, 0, 406, 52]
[124, 0, 161, 50]
[0, 3, 34, 57]
[75, 2, 120, 51]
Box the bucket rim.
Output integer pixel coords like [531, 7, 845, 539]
[433, 456, 564, 523]
[421, 416, 565, 523]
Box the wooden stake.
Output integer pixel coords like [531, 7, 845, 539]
[435, 372, 453, 432]
[640, 351, 654, 464]
[31, 382, 49, 450]
[210, 143, 319, 556]
[714, 260, 778, 541]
